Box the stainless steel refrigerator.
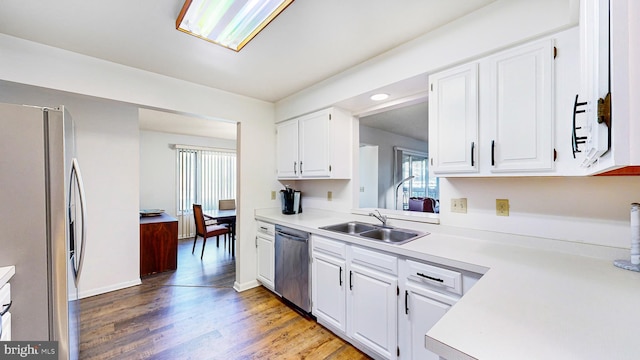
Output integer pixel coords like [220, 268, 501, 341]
[0, 102, 87, 360]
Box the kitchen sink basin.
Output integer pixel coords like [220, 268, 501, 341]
[359, 228, 420, 243]
[320, 221, 428, 245]
[321, 221, 377, 234]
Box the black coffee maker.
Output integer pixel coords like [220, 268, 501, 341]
[280, 186, 302, 214]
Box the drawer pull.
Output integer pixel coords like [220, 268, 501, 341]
[417, 273, 444, 283]
[339, 267, 343, 286]
[349, 271, 353, 290]
[405, 290, 409, 315]
[0, 301, 12, 316]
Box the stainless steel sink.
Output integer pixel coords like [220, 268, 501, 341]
[359, 228, 420, 243]
[321, 221, 377, 234]
[320, 221, 428, 245]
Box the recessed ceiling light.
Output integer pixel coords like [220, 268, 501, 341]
[176, 0, 294, 52]
[370, 93, 390, 101]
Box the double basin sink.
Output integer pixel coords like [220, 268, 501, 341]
[320, 221, 428, 245]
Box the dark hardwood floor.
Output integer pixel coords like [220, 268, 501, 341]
[80, 237, 370, 359]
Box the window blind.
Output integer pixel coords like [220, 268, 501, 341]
[176, 146, 236, 238]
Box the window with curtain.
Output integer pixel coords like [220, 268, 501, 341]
[176, 146, 236, 237]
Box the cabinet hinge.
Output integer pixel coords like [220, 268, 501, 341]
[329, 114, 332, 120]
[597, 92, 612, 128]
[430, 83, 433, 91]
[553, 46, 557, 59]
[397, 286, 399, 296]
[329, 165, 332, 172]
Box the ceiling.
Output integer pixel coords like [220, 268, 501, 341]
[0, 0, 496, 103]
[359, 100, 429, 143]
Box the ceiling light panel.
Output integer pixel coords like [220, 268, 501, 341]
[176, 0, 293, 52]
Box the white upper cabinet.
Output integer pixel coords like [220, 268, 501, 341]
[275, 119, 299, 178]
[429, 63, 479, 174]
[276, 107, 353, 179]
[486, 39, 555, 173]
[429, 33, 574, 177]
[577, 0, 639, 175]
[575, 0, 611, 168]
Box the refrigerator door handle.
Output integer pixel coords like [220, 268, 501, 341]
[70, 158, 87, 287]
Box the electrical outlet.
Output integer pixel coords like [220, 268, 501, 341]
[271, 191, 276, 200]
[451, 198, 467, 214]
[496, 199, 509, 216]
[327, 191, 333, 201]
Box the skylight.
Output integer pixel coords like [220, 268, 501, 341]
[176, 0, 294, 52]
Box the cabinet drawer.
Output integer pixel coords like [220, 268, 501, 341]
[256, 221, 275, 236]
[350, 245, 397, 275]
[405, 259, 462, 295]
[312, 235, 346, 259]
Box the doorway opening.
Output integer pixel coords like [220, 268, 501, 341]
[138, 107, 238, 286]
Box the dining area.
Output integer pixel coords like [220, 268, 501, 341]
[139, 198, 237, 280]
[192, 199, 237, 259]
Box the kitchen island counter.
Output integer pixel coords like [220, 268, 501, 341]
[255, 207, 640, 360]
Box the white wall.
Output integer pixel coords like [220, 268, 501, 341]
[139, 130, 236, 218]
[440, 176, 640, 250]
[0, 33, 280, 293]
[276, 0, 579, 121]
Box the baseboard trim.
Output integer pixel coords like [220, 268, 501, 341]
[79, 278, 142, 299]
[233, 279, 260, 292]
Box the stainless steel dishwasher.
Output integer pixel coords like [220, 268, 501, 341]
[274, 224, 310, 313]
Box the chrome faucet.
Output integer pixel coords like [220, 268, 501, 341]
[369, 210, 389, 227]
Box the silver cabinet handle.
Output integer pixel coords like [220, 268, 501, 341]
[70, 158, 87, 287]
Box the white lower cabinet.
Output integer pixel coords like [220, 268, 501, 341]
[312, 252, 347, 333]
[256, 221, 275, 290]
[398, 260, 460, 360]
[312, 235, 397, 359]
[312, 235, 348, 335]
[311, 234, 481, 360]
[347, 247, 398, 359]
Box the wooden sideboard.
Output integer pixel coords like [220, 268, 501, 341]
[140, 213, 178, 276]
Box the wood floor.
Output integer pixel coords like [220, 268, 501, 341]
[80, 237, 370, 359]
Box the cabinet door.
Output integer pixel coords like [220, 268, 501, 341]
[276, 119, 299, 178]
[348, 264, 397, 359]
[429, 62, 479, 174]
[487, 39, 554, 172]
[256, 234, 275, 290]
[312, 252, 346, 334]
[400, 284, 454, 360]
[299, 110, 331, 177]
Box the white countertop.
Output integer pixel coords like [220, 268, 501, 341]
[0, 266, 15, 288]
[255, 208, 640, 360]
